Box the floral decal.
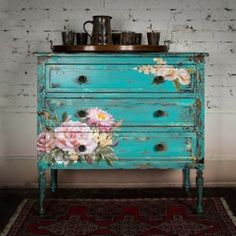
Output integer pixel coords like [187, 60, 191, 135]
[135, 58, 191, 90]
[37, 108, 122, 166]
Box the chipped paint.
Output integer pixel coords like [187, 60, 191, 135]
[135, 163, 154, 169]
[1, 0, 236, 189]
[190, 53, 206, 64]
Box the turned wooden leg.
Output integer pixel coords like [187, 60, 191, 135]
[196, 167, 204, 214]
[50, 169, 58, 192]
[39, 170, 46, 216]
[183, 166, 191, 192]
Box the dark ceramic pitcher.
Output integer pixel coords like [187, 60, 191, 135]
[83, 15, 113, 45]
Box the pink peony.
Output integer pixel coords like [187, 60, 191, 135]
[86, 107, 115, 132]
[54, 120, 97, 154]
[37, 132, 54, 154]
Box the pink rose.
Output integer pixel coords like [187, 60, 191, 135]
[54, 120, 97, 154]
[37, 132, 54, 154]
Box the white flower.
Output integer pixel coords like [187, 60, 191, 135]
[177, 69, 191, 85]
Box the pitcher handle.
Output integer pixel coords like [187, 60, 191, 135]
[83, 20, 93, 38]
[49, 40, 53, 51]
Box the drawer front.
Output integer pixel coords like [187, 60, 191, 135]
[43, 131, 196, 165]
[45, 63, 196, 93]
[117, 132, 196, 160]
[44, 98, 196, 127]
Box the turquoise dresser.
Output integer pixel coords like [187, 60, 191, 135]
[37, 52, 207, 215]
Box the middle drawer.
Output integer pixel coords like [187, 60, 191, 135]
[45, 98, 196, 127]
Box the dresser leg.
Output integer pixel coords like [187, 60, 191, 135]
[39, 170, 46, 216]
[50, 169, 58, 192]
[183, 166, 191, 192]
[196, 168, 204, 214]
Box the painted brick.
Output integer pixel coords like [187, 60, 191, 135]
[0, 0, 236, 187]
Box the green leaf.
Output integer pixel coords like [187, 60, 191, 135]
[104, 156, 113, 167]
[95, 152, 103, 163]
[61, 112, 68, 122]
[99, 146, 114, 155]
[96, 146, 118, 165]
[173, 79, 180, 91]
[63, 151, 70, 158]
[106, 153, 117, 161]
[53, 114, 58, 122]
[50, 147, 64, 160]
[43, 111, 51, 120]
[51, 147, 61, 155]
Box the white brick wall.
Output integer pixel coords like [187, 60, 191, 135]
[0, 0, 236, 187]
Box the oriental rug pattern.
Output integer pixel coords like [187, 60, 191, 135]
[2, 198, 236, 236]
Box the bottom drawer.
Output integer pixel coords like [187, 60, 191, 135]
[38, 130, 196, 166]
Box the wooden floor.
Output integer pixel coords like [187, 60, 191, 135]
[0, 187, 236, 232]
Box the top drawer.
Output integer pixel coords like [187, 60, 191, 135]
[45, 63, 196, 93]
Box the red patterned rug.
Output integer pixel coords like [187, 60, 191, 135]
[2, 198, 236, 236]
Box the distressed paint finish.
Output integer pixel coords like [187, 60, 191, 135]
[37, 52, 207, 214]
[46, 63, 195, 93]
[1, 2, 236, 191]
[44, 98, 197, 127]
[38, 159, 196, 170]
[43, 131, 197, 161]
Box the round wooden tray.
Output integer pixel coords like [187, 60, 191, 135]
[52, 45, 168, 53]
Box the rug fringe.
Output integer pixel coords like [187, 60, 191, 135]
[0, 199, 29, 236]
[220, 197, 236, 226]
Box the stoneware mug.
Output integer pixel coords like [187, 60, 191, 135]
[76, 32, 88, 45]
[121, 31, 136, 45]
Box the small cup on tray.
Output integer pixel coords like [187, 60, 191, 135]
[147, 31, 160, 45]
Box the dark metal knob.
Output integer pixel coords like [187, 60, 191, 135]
[154, 143, 167, 152]
[152, 76, 165, 84]
[153, 110, 166, 118]
[78, 145, 86, 152]
[77, 75, 87, 84]
[77, 110, 87, 118]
